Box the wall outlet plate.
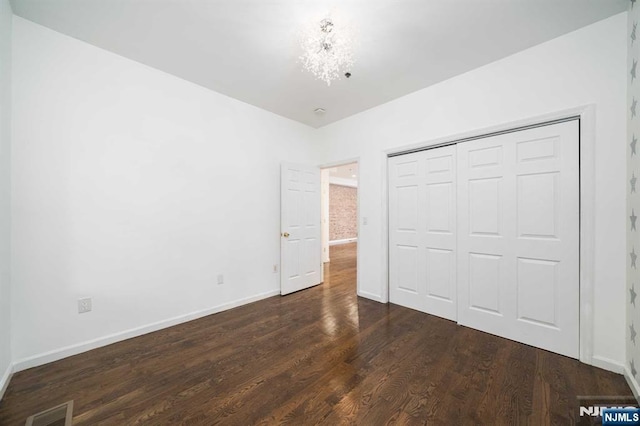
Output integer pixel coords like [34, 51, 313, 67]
[78, 298, 92, 314]
[273, 264, 278, 273]
[217, 274, 224, 285]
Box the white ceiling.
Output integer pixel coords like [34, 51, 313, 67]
[10, 0, 627, 128]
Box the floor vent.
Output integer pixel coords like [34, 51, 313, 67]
[25, 401, 73, 426]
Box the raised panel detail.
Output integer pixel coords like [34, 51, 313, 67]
[469, 253, 502, 315]
[427, 155, 453, 173]
[303, 173, 315, 197]
[517, 172, 558, 239]
[469, 146, 501, 168]
[426, 182, 453, 233]
[288, 239, 300, 278]
[426, 248, 453, 301]
[304, 238, 317, 275]
[469, 178, 501, 236]
[397, 185, 419, 231]
[397, 161, 418, 178]
[287, 189, 301, 228]
[397, 245, 418, 293]
[287, 170, 300, 182]
[517, 136, 558, 163]
[304, 191, 316, 227]
[517, 258, 558, 327]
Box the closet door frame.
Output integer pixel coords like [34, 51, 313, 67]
[381, 105, 596, 366]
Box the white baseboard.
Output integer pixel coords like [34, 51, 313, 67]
[624, 365, 640, 403]
[0, 362, 13, 402]
[329, 238, 358, 246]
[591, 355, 625, 374]
[13, 289, 280, 373]
[357, 290, 385, 303]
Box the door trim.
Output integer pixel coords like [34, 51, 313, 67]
[387, 116, 579, 158]
[318, 158, 362, 298]
[381, 105, 596, 365]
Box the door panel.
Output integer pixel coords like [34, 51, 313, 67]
[397, 246, 419, 293]
[457, 120, 579, 358]
[516, 257, 558, 327]
[281, 163, 321, 295]
[468, 252, 503, 316]
[517, 173, 559, 239]
[468, 177, 502, 236]
[426, 183, 452, 232]
[426, 248, 454, 301]
[389, 145, 457, 320]
[397, 185, 419, 230]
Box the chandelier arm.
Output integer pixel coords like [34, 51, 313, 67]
[299, 14, 355, 86]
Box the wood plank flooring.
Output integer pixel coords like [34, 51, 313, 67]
[0, 242, 632, 425]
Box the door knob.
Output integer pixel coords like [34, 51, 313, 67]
[282, 232, 290, 238]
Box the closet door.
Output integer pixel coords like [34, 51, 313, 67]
[388, 145, 457, 321]
[456, 120, 579, 358]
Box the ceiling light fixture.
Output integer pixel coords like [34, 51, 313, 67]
[299, 13, 355, 86]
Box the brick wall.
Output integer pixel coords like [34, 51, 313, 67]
[329, 184, 357, 241]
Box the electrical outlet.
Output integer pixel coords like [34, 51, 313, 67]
[217, 274, 224, 285]
[362, 216, 368, 225]
[78, 298, 92, 314]
[273, 264, 278, 273]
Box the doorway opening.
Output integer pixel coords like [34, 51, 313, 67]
[321, 162, 359, 293]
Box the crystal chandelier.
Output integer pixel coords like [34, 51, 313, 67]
[299, 14, 355, 86]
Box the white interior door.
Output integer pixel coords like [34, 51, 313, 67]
[281, 163, 322, 295]
[388, 145, 457, 320]
[457, 120, 579, 358]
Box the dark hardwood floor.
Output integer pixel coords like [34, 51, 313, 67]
[0, 242, 632, 425]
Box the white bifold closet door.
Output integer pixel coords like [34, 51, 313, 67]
[388, 145, 457, 321]
[388, 120, 579, 358]
[457, 120, 579, 358]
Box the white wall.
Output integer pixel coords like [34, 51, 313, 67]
[0, 0, 12, 395]
[11, 17, 318, 367]
[317, 13, 627, 368]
